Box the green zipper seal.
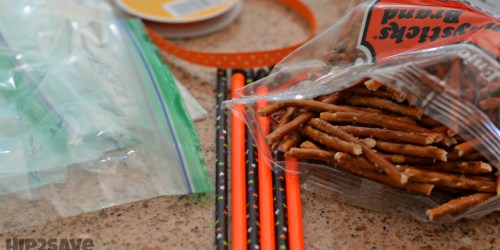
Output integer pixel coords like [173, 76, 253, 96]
[125, 19, 213, 193]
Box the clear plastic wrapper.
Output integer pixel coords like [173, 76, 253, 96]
[225, 0, 499, 222]
[0, 1, 212, 232]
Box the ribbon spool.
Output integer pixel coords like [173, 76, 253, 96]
[120, 0, 318, 68]
[143, 0, 243, 38]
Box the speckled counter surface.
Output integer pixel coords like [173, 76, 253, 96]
[1, 0, 499, 249]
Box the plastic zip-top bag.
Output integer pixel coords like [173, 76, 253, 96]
[0, 1, 211, 232]
[224, 0, 499, 222]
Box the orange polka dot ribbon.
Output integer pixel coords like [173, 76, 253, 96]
[146, 0, 318, 68]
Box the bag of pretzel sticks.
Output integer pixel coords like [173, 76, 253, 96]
[224, 0, 499, 222]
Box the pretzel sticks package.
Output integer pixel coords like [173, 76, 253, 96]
[224, 0, 499, 222]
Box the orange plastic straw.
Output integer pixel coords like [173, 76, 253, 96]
[285, 157, 304, 250]
[231, 73, 247, 250]
[256, 86, 276, 250]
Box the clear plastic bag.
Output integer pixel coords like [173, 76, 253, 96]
[225, 0, 499, 222]
[0, 1, 212, 232]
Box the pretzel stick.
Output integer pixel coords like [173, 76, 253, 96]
[374, 114, 457, 147]
[336, 126, 442, 145]
[270, 108, 298, 151]
[431, 126, 458, 137]
[346, 87, 393, 99]
[297, 108, 309, 114]
[341, 11, 365, 61]
[278, 133, 303, 152]
[320, 92, 347, 104]
[364, 79, 383, 91]
[426, 193, 494, 221]
[479, 97, 500, 111]
[278, 107, 296, 127]
[309, 118, 407, 184]
[345, 39, 357, 61]
[302, 125, 362, 155]
[320, 112, 429, 133]
[257, 102, 287, 116]
[455, 136, 466, 144]
[395, 116, 418, 124]
[441, 136, 458, 147]
[419, 116, 443, 128]
[392, 179, 434, 195]
[374, 141, 448, 162]
[468, 175, 498, 182]
[448, 152, 485, 161]
[334, 152, 381, 172]
[403, 168, 497, 192]
[381, 154, 436, 165]
[263, 91, 348, 145]
[497, 172, 500, 195]
[343, 96, 423, 120]
[454, 139, 480, 157]
[300, 141, 321, 149]
[266, 113, 314, 145]
[360, 138, 376, 148]
[327, 21, 362, 62]
[417, 67, 447, 92]
[340, 105, 385, 114]
[276, 100, 357, 113]
[315, 95, 329, 102]
[271, 142, 280, 152]
[427, 161, 493, 174]
[383, 86, 407, 102]
[286, 147, 336, 164]
[325, 51, 349, 62]
[334, 153, 433, 195]
[317, 92, 346, 104]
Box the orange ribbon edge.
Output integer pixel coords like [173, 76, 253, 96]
[146, 0, 318, 68]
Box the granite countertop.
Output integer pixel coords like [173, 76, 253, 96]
[1, 0, 499, 249]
